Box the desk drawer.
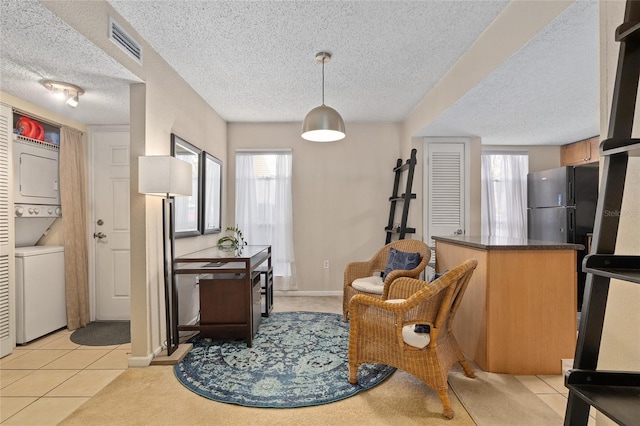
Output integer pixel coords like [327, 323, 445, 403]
[199, 276, 247, 324]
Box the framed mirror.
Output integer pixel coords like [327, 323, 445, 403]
[202, 152, 222, 234]
[171, 133, 202, 237]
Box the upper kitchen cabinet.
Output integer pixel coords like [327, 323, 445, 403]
[560, 136, 600, 166]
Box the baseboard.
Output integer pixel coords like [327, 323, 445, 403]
[128, 353, 155, 368]
[274, 290, 342, 297]
[150, 343, 193, 365]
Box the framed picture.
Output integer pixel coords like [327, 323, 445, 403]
[171, 133, 202, 237]
[202, 152, 222, 234]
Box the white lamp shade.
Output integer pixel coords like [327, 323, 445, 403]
[138, 156, 193, 196]
[301, 104, 346, 142]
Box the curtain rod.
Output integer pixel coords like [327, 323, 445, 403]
[236, 148, 292, 153]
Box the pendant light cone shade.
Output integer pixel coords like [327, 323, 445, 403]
[302, 52, 345, 142]
[138, 156, 193, 197]
[302, 104, 346, 142]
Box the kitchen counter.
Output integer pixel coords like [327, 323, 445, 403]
[432, 235, 584, 251]
[434, 235, 579, 375]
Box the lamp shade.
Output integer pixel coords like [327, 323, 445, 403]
[301, 104, 346, 142]
[138, 156, 192, 196]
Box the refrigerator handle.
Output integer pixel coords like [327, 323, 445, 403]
[568, 209, 574, 232]
[568, 180, 573, 205]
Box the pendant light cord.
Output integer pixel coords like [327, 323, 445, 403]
[322, 57, 325, 105]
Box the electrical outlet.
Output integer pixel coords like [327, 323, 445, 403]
[323, 260, 329, 269]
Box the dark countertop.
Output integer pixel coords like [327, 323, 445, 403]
[432, 235, 585, 251]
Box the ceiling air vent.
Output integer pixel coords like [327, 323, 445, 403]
[109, 17, 142, 64]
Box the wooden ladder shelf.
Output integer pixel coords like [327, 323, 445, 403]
[385, 148, 417, 244]
[563, 1, 640, 424]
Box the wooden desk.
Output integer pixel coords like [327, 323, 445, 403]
[173, 245, 271, 348]
[433, 236, 582, 375]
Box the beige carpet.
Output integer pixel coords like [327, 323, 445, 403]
[60, 367, 474, 426]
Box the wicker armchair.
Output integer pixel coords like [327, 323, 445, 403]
[347, 258, 478, 419]
[342, 239, 430, 322]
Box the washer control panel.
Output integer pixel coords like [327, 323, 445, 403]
[14, 204, 62, 218]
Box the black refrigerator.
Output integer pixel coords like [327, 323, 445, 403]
[527, 165, 599, 311]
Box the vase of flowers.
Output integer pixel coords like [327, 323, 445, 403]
[217, 225, 247, 252]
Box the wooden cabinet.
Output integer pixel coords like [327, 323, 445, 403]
[174, 245, 271, 348]
[198, 272, 261, 340]
[434, 236, 580, 375]
[561, 136, 600, 166]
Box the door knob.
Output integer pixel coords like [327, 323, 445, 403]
[93, 232, 107, 239]
[455, 229, 463, 235]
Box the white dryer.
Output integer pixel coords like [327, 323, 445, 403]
[15, 245, 66, 344]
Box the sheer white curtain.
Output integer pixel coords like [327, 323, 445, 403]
[236, 151, 297, 290]
[481, 153, 528, 238]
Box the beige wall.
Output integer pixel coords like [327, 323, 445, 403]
[22, 0, 625, 370]
[228, 122, 401, 293]
[402, 2, 573, 243]
[596, 2, 640, 424]
[483, 145, 562, 173]
[402, 1, 573, 156]
[42, 1, 227, 364]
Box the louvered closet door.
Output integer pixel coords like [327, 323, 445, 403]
[0, 104, 14, 357]
[426, 142, 465, 248]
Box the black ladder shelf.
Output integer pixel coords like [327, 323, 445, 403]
[385, 148, 417, 244]
[564, 1, 640, 425]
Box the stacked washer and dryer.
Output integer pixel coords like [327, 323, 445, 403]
[13, 134, 66, 344]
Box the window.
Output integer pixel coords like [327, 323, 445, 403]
[481, 153, 528, 238]
[236, 150, 296, 290]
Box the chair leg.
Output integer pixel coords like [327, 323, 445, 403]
[348, 363, 359, 384]
[459, 358, 475, 378]
[343, 297, 349, 322]
[437, 389, 454, 419]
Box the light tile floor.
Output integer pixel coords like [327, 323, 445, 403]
[0, 328, 128, 425]
[515, 374, 596, 425]
[1, 296, 596, 425]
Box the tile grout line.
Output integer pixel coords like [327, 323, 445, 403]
[1, 330, 127, 425]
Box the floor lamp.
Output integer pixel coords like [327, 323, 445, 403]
[138, 156, 192, 356]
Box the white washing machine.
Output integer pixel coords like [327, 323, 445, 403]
[15, 245, 67, 344]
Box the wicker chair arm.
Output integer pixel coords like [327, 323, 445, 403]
[349, 282, 440, 316]
[344, 261, 376, 288]
[386, 277, 429, 299]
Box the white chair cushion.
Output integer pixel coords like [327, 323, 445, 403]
[384, 299, 431, 349]
[402, 325, 431, 349]
[352, 276, 384, 294]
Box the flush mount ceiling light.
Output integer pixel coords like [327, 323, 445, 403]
[42, 80, 85, 108]
[301, 52, 346, 142]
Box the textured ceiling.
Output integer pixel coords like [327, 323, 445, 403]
[419, 0, 599, 145]
[0, 0, 140, 125]
[108, 0, 509, 122]
[0, 1, 599, 145]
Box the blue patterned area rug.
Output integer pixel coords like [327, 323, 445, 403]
[174, 311, 395, 408]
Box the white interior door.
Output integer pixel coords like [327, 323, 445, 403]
[91, 127, 130, 320]
[424, 140, 468, 248]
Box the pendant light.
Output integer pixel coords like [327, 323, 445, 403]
[302, 52, 346, 142]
